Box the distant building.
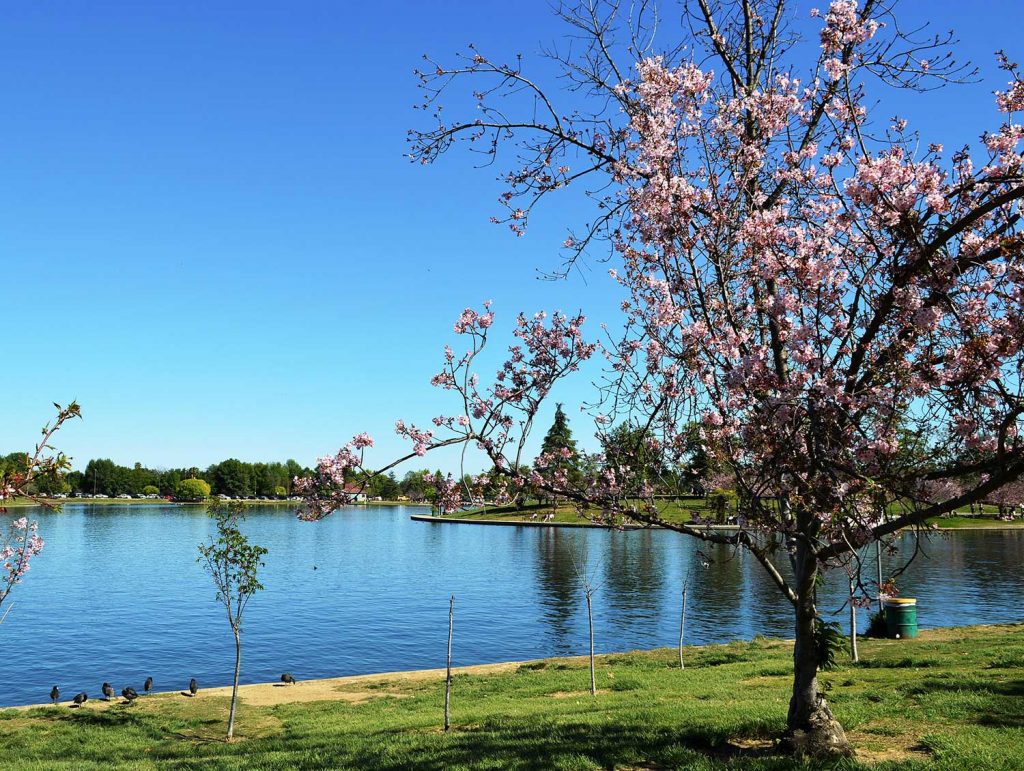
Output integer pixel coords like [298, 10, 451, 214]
[343, 483, 367, 503]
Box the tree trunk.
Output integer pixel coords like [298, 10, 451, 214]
[227, 630, 241, 740]
[782, 548, 851, 757]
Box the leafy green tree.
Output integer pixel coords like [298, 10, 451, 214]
[401, 469, 438, 502]
[677, 423, 713, 495]
[65, 470, 84, 493]
[158, 469, 184, 496]
[369, 472, 400, 500]
[600, 423, 666, 494]
[142, 485, 160, 496]
[273, 485, 287, 498]
[29, 470, 70, 496]
[209, 459, 254, 498]
[82, 459, 129, 496]
[197, 503, 266, 740]
[176, 478, 211, 501]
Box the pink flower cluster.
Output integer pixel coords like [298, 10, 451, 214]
[434, 474, 464, 515]
[395, 420, 434, 456]
[1, 517, 44, 595]
[293, 434, 375, 521]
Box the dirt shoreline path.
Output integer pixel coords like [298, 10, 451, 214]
[10, 658, 548, 712]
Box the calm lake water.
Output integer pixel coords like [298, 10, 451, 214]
[1, 504, 1021, 707]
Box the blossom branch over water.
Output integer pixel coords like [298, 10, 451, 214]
[0, 402, 81, 617]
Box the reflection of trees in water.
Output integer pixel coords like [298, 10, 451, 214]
[601, 530, 665, 630]
[532, 527, 1024, 652]
[693, 542, 744, 600]
[744, 536, 793, 637]
[532, 528, 584, 650]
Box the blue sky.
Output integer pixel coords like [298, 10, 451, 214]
[1, 1, 1022, 473]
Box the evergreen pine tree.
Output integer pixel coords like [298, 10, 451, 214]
[536, 404, 580, 506]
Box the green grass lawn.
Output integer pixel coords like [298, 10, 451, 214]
[2, 624, 1022, 769]
[451, 498, 705, 526]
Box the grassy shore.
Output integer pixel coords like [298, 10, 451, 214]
[2, 624, 1022, 769]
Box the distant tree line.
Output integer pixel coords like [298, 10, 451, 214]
[0, 454, 315, 499]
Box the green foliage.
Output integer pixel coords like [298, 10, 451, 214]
[536, 404, 582, 495]
[678, 422, 714, 493]
[209, 458, 254, 498]
[400, 469, 441, 501]
[197, 502, 267, 628]
[45, 457, 310, 497]
[540, 404, 578, 460]
[866, 610, 888, 639]
[369, 471, 400, 500]
[814, 619, 846, 670]
[175, 478, 211, 501]
[273, 485, 287, 498]
[706, 488, 738, 522]
[599, 423, 666, 493]
[142, 485, 160, 496]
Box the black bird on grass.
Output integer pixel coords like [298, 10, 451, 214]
[101, 682, 114, 701]
[280, 673, 296, 685]
[72, 692, 88, 708]
[50, 686, 60, 704]
[188, 678, 198, 697]
[143, 677, 153, 694]
[122, 687, 138, 703]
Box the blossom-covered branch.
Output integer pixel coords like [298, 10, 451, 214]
[0, 401, 81, 615]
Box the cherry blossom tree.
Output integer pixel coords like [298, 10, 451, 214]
[301, 0, 1023, 757]
[986, 478, 1024, 518]
[0, 402, 81, 624]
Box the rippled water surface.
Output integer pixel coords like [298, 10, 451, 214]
[1, 504, 1021, 706]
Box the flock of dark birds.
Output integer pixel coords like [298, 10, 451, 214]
[49, 675, 156, 707]
[49, 673, 298, 707]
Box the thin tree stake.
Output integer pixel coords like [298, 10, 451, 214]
[849, 577, 859, 663]
[444, 594, 454, 732]
[678, 583, 687, 669]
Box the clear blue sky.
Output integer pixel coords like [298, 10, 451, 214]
[1, 1, 1021, 473]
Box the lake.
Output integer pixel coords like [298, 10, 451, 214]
[1, 504, 1021, 707]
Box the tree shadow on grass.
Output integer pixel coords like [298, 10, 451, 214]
[321, 719, 814, 771]
[897, 677, 1024, 729]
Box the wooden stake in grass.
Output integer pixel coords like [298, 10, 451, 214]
[678, 581, 688, 670]
[678, 556, 709, 670]
[585, 585, 597, 695]
[849, 577, 859, 663]
[444, 594, 454, 732]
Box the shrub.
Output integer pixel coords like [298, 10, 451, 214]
[175, 478, 211, 501]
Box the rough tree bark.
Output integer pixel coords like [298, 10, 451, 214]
[783, 544, 850, 757]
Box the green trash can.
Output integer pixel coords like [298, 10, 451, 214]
[884, 598, 918, 639]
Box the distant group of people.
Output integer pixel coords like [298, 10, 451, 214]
[528, 511, 556, 522]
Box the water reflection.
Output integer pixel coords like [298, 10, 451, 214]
[533, 528, 582, 649]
